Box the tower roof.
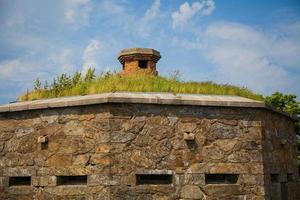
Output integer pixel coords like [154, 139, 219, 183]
[118, 48, 161, 64]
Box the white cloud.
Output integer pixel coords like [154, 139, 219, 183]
[0, 59, 41, 80]
[268, 22, 300, 69]
[64, 0, 92, 27]
[0, 59, 46, 102]
[0, 47, 76, 97]
[201, 22, 299, 95]
[138, 0, 162, 37]
[5, 11, 26, 27]
[172, 0, 215, 29]
[171, 21, 300, 95]
[98, 0, 162, 38]
[50, 48, 75, 73]
[144, 0, 161, 21]
[0, 50, 75, 82]
[82, 39, 103, 73]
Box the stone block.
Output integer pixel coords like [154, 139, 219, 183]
[15, 127, 35, 138]
[238, 175, 264, 185]
[95, 144, 110, 153]
[188, 163, 249, 174]
[32, 176, 56, 187]
[40, 110, 59, 124]
[37, 135, 48, 143]
[180, 185, 204, 199]
[46, 155, 72, 167]
[9, 102, 29, 112]
[63, 121, 85, 136]
[110, 131, 135, 143]
[178, 122, 197, 133]
[90, 154, 110, 166]
[37, 167, 94, 176]
[88, 175, 120, 186]
[0, 177, 9, 187]
[120, 174, 136, 186]
[73, 154, 90, 166]
[183, 174, 205, 186]
[0, 105, 9, 112]
[3, 167, 36, 176]
[183, 132, 195, 140]
[44, 185, 87, 196]
[136, 169, 174, 175]
[28, 100, 48, 110]
[6, 186, 33, 195]
[204, 184, 243, 197]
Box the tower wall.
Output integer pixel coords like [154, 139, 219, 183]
[122, 60, 157, 76]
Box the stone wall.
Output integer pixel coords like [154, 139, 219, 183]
[0, 103, 298, 199]
[261, 111, 299, 199]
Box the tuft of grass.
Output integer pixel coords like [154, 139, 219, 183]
[18, 72, 264, 102]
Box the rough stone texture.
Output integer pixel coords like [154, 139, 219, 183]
[180, 185, 204, 199]
[0, 103, 299, 199]
[121, 60, 158, 76]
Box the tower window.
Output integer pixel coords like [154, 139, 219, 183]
[138, 60, 148, 69]
[136, 174, 172, 185]
[57, 175, 87, 185]
[271, 174, 279, 183]
[9, 176, 31, 186]
[287, 173, 294, 182]
[205, 174, 239, 184]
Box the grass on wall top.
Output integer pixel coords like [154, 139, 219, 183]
[18, 70, 264, 102]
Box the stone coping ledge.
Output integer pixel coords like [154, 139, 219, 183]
[118, 48, 161, 58]
[136, 169, 174, 175]
[0, 92, 296, 120]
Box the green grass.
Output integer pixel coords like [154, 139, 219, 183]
[18, 73, 264, 101]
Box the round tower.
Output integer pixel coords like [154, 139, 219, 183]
[118, 48, 161, 76]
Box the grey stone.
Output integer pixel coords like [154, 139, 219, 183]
[88, 175, 120, 186]
[180, 185, 204, 199]
[40, 110, 58, 124]
[111, 131, 135, 143]
[15, 127, 34, 138]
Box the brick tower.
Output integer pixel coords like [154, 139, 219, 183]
[118, 48, 161, 76]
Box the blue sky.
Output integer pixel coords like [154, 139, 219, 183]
[0, 0, 300, 104]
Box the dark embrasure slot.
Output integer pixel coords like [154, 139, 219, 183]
[138, 60, 148, 69]
[205, 174, 239, 184]
[271, 174, 279, 183]
[287, 173, 294, 182]
[57, 175, 87, 185]
[9, 176, 31, 186]
[136, 174, 172, 185]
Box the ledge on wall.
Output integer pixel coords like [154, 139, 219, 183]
[0, 92, 296, 120]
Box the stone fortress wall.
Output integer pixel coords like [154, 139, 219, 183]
[0, 92, 299, 200]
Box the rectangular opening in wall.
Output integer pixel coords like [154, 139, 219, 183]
[136, 174, 172, 185]
[9, 176, 31, 186]
[138, 60, 148, 69]
[41, 141, 48, 150]
[57, 175, 87, 185]
[205, 174, 239, 184]
[287, 173, 293, 182]
[271, 174, 279, 183]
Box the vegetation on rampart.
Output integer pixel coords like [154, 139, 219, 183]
[19, 68, 263, 101]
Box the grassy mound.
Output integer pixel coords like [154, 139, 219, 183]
[18, 71, 263, 101]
